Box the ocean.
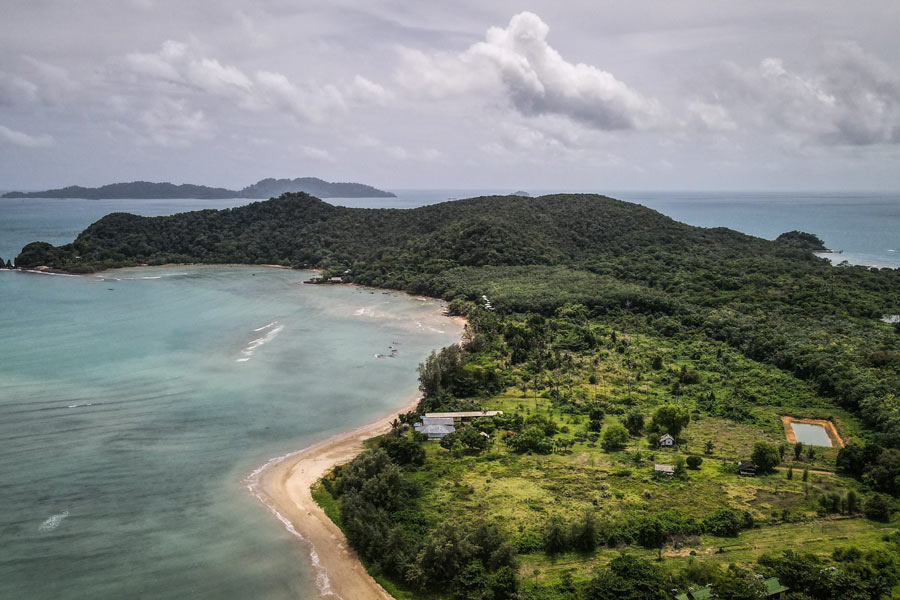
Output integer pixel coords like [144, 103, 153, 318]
[0, 190, 897, 599]
[0, 261, 462, 599]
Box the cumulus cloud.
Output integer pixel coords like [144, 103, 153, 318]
[138, 98, 213, 146]
[0, 124, 55, 147]
[686, 100, 737, 132]
[0, 72, 39, 105]
[0, 57, 78, 106]
[396, 11, 664, 131]
[348, 75, 393, 106]
[296, 144, 334, 162]
[123, 40, 384, 124]
[710, 42, 900, 145]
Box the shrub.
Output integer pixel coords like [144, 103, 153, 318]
[686, 455, 703, 470]
[751, 442, 781, 474]
[864, 494, 893, 522]
[601, 424, 630, 451]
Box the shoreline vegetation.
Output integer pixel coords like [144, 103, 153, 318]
[12, 192, 900, 599]
[249, 298, 465, 600]
[251, 394, 421, 600]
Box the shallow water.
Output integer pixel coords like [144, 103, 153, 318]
[791, 422, 833, 447]
[0, 266, 461, 599]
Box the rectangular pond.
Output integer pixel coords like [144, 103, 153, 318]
[791, 422, 833, 447]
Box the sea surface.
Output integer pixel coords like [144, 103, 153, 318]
[1, 189, 897, 599]
[0, 262, 461, 599]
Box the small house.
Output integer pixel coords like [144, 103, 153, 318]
[654, 464, 675, 476]
[659, 433, 676, 447]
[424, 411, 502, 423]
[675, 585, 712, 600]
[675, 577, 787, 599]
[762, 577, 789, 597]
[414, 417, 456, 440]
[738, 460, 758, 476]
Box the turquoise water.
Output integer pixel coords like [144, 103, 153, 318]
[0, 265, 461, 599]
[791, 422, 834, 447]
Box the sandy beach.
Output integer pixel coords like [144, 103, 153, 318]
[250, 397, 420, 600]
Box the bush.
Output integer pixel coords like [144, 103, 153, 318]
[864, 494, 893, 522]
[601, 424, 630, 451]
[686, 455, 703, 470]
[624, 410, 644, 435]
[751, 442, 781, 474]
[650, 404, 690, 437]
[703, 508, 746, 537]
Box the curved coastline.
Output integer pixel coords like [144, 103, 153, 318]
[14, 259, 459, 597]
[247, 303, 465, 600]
[247, 395, 420, 600]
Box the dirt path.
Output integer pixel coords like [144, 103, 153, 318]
[774, 465, 834, 476]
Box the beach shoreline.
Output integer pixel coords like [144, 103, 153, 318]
[247, 300, 465, 600]
[247, 394, 420, 600]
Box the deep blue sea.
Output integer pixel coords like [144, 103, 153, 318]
[0, 190, 897, 599]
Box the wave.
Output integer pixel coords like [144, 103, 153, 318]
[19, 269, 79, 277]
[67, 402, 94, 408]
[120, 274, 187, 280]
[353, 307, 376, 317]
[237, 322, 284, 362]
[245, 451, 342, 599]
[38, 511, 69, 532]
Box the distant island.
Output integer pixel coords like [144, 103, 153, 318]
[1, 177, 396, 200]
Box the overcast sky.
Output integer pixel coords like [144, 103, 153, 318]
[1, 1, 899, 191]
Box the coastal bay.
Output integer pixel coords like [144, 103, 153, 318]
[0, 265, 461, 599]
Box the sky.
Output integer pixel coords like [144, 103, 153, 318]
[1, 1, 899, 191]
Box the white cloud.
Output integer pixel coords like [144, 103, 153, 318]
[686, 100, 737, 132]
[348, 75, 393, 106]
[0, 124, 55, 147]
[0, 72, 39, 105]
[0, 57, 78, 106]
[122, 40, 385, 125]
[296, 145, 334, 162]
[710, 42, 900, 146]
[138, 98, 213, 146]
[396, 11, 664, 131]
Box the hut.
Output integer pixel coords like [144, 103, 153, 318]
[413, 417, 456, 440]
[738, 460, 758, 476]
[424, 411, 502, 423]
[654, 464, 676, 476]
[659, 433, 676, 447]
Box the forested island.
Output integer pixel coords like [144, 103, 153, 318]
[16, 193, 900, 599]
[2, 177, 395, 199]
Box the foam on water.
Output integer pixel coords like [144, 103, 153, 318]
[237, 322, 284, 362]
[38, 511, 69, 532]
[254, 321, 277, 332]
[244, 447, 344, 599]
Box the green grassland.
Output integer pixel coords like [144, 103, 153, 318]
[316, 312, 896, 598]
